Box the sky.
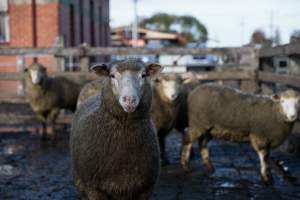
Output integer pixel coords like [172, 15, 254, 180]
[110, 0, 300, 47]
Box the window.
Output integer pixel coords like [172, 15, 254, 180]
[0, 0, 9, 43]
[279, 60, 287, 68]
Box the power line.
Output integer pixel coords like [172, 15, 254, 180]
[240, 17, 245, 46]
[132, 0, 139, 48]
[269, 9, 274, 39]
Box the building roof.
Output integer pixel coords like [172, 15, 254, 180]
[111, 26, 179, 40]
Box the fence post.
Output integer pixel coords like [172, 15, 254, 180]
[239, 48, 260, 93]
[259, 57, 275, 94]
[79, 44, 90, 72]
[16, 55, 26, 96]
[54, 36, 65, 72]
[289, 55, 300, 75]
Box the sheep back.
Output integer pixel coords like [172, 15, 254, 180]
[189, 84, 292, 146]
[77, 79, 103, 107]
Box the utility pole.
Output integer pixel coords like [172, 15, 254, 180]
[240, 17, 245, 46]
[269, 9, 274, 41]
[132, 0, 139, 47]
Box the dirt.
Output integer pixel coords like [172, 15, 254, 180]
[0, 130, 300, 200]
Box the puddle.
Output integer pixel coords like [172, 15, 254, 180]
[0, 164, 19, 177]
[220, 182, 236, 188]
[0, 144, 24, 155]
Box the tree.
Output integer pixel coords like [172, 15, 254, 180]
[290, 30, 300, 44]
[250, 30, 267, 44]
[250, 29, 272, 47]
[139, 12, 208, 43]
[139, 13, 177, 31]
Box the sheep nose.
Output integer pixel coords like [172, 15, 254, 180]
[122, 96, 138, 105]
[171, 94, 177, 99]
[290, 114, 297, 120]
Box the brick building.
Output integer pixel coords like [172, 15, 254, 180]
[0, 0, 110, 95]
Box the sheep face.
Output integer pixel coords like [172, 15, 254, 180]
[92, 60, 162, 113]
[157, 74, 182, 101]
[27, 64, 47, 85]
[273, 90, 300, 122]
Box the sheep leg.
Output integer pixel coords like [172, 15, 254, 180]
[198, 135, 214, 175]
[158, 130, 170, 166]
[137, 187, 154, 200]
[250, 137, 273, 185]
[257, 148, 273, 185]
[41, 122, 48, 141]
[180, 128, 196, 160]
[48, 109, 60, 142]
[181, 128, 202, 172]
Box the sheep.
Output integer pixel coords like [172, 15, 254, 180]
[25, 63, 85, 141]
[181, 84, 300, 184]
[76, 79, 104, 107]
[151, 74, 184, 165]
[75, 73, 199, 166]
[70, 59, 162, 200]
[152, 76, 201, 165]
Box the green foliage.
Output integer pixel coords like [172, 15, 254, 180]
[139, 12, 208, 43]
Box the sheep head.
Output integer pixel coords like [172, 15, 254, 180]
[155, 74, 183, 101]
[92, 59, 163, 113]
[272, 89, 300, 122]
[26, 63, 47, 85]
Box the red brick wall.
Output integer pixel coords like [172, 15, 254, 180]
[0, 1, 59, 95]
[36, 3, 59, 47]
[8, 4, 33, 47]
[0, 0, 110, 95]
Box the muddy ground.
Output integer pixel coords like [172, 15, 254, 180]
[0, 129, 300, 200]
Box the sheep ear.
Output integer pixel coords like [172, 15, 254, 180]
[146, 63, 163, 79]
[271, 94, 281, 102]
[91, 64, 110, 76]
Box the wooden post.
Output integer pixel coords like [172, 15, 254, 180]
[239, 48, 260, 93]
[240, 69, 259, 93]
[79, 43, 90, 72]
[54, 36, 65, 72]
[259, 57, 275, 94]
[16, 55, 26, 96]
[289, 55, 300, 76]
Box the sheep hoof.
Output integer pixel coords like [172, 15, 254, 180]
[262, 175, 273, 185]
[205, 166, 215, 175]
[181, 163, 191, 173]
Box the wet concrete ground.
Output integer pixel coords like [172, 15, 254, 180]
[0, 130, 300, 200]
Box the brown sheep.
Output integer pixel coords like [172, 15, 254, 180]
[181, 84, 300, 184]
[151, 74, 184, 165]
[25, 63, 85, 141]
[70, 59, 162, 200]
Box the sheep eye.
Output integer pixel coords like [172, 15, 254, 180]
[141, 73, 146, 78]
[110, 74, 115, 78]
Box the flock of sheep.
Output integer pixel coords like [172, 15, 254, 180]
[24, 59, 300, 200]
